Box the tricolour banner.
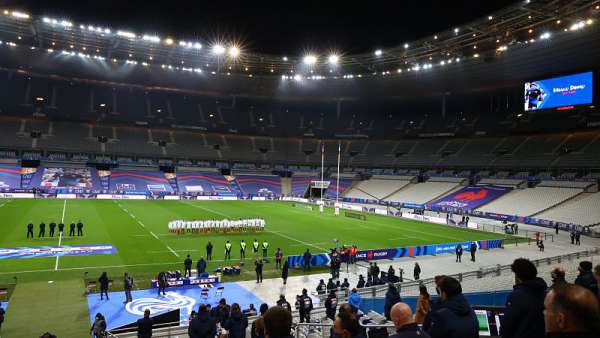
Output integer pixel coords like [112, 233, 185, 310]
[430, 185, 512, 210]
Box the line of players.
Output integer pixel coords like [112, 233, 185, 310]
[168, 218, 266, 234]
[26, 220, 84, 238]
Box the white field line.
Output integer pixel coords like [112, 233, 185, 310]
[54, 199, 67, 271]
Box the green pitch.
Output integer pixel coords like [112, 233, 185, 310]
[0, 198, 513, 337]
[0, 199, 511, 285]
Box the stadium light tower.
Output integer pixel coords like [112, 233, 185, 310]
[304, 55, 317, 65]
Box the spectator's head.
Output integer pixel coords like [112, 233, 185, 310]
[219, 298, 226, 306]
[302, 288, 307, 296]
[263, 306, 292, 338]
[333, 311, 360, 338]
[551, 267, 566, 284]
[511, 258, 537, 283]
[260, 303, 269, 316]
[579, 261, 593, 274]
[390, 302, 414, 331]
[437, 276, 462, 301]
[433, 275, 446, 295]
[198, 304, 207, 313]
[339, 303, 353, 315]
[594, 264, 600, 284]
[254, 317, 265, 338]
[144, 309, 150, 318]
[544, 284, 600, 334]
[387, 282, 397, 292]
[231, 303, 240, 313]
[419, 284, 429, 297]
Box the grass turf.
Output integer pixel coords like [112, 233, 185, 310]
[0, 199, 514, 335]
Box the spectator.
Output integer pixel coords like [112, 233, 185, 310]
[325, 290, 338, 321]
[348, 288, 361, 313]
[333, 311, 365, 338]
[501, 258, 547, 338]
[0, 304, 4, 331]
[341, 278, 350, 291]
[243, 304, 257, 317]
[356, 275, 365, 288]
[299, 288, 314, 323]
[276, 295, 292, 312]
[595, 264, 600, 299]
[544, 284, 600, 337]
[189, 304, 217, 338]
[213, 298, 230, 324]
[263, 306, 293, 338]
[317, 279, 326, 295]
[389, 302, 431, 338]
[384, 283, 402, 320]
[575, 261, 599, 296]
[549, 267, 567, 289]
[251, 303, 269, 338]
[90, 313, 107, 338]
[224, 303, 248, 338]
[415, 284, 431, 325]
[137, 309, 153, 338]
[423, 276, 478, 338]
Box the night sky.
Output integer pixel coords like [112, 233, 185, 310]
[6, 0, 519, 55]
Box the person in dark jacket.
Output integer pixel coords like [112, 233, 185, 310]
[423, 276, 478, 338]
[298, 288, 313, 323]
[196, 257, 206, 276]
[316, 279, 326, 295]
[327, 278, 336, 293]
[99, 272, 109, 300]
[184, 255, 192, 277]
[385, 283, 403, 320]
[455, 245, 463, 263]
[501, 258, 547, 338]
[251, 303, 269, 338]
[0, 304, 5, 331]
[213, 298, 230, 325]
[224, 303, 248, 338]
[356, 275, 365, 288]
[413, 263, 421, 280]
[303, 249, 312, 272]
[469, 242, 477, 261]
[189, 304, 216, 338]
[544, 283, 600, 338]
[389, 302, 431, 338]
[575, 261, 599, 296]
[549, 267, 567, 289]
[137, 309, 153, 338]
[276, 295, 291, 312]
[255, 258, 264, 283]
[281, 260, 289, 284]
[206, 241, 213, 261]
[325, 290, 338, 321]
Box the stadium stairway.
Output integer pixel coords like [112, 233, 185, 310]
[379, 181, 414, 201]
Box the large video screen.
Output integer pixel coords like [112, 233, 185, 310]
[40, 167, 93, 188]
[524, 71, 593, 111]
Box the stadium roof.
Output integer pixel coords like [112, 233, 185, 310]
[0, 1, 598, 80]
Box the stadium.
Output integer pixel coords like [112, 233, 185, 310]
[0, 0, 599, 337]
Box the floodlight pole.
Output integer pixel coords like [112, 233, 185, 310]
[336, 142, 341, 204]
[320, 141, 325, 212]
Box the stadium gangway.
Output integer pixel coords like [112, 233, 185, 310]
[312, 247, 600, 303]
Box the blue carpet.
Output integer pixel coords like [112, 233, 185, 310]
[86, 283, 263, 330]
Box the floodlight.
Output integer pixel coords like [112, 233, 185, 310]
[328, 54, 339, 64]
[374, 49, 382, 56]
[212, 45, 225, 55]
[228, 46, 240, 57]
[303, 55, 317, 65]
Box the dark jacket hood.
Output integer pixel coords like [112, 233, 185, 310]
[514, 277, 548, 295]
[440, 294, 472, 317]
